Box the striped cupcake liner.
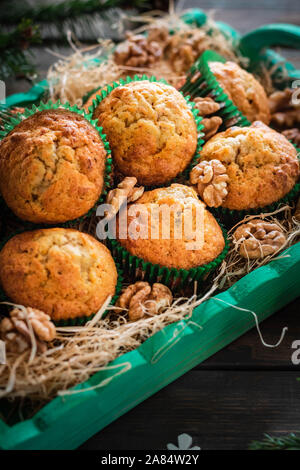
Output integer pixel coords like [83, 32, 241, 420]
[88, 74, 205, 186]
[180, 50, 251, 129]
[82, 85, 102, 106]
[0, 100, 113, 229]
[107, 226, 229, 292]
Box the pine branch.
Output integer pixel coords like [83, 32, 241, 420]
[0, 0, 149, 25]
[0, 19, 41, 50]
[249, 433, 300, 450]
[0, 19, 41, 80]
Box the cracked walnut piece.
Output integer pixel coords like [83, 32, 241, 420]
[93, 81, 198, 186]
[114, 32, 164, 68]
[268, 88, 300, 129]
[193, 96, 221, 116]
[116, 282, 173, 322]
[0, 109, 107, 224]
[200, 122, 299, 210]
[233, 219, 286, 259]
[190, 159, 229, 207]
[193, 97, 222, 141]
[202, 116, 223, 141]
[113, 28, 209, 75]
[165, 29, 213, 74]
[0, 307, 56, 354]
[105, 177, 144, 220]
[0, 228, 118, 321]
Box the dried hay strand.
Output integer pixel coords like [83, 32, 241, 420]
[47, 32, 121, 107]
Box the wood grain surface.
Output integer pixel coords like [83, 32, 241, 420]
[80, 369, 300, 450]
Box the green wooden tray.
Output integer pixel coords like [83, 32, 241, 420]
[0, 8, 300, 450]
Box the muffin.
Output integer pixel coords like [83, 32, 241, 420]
[92, 80, 198, 186]
[116, 184, 225, 270]
[0, 108, 107, 224]
[209, 61, 271, 124]
[200, 121, 299, 211]
[0, 228, 118, 321]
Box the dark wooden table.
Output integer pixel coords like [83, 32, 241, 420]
[4, 0, 300, 450]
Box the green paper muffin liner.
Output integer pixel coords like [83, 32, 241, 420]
[0, 100, 113, 228]
[211, 180, 300, 227]
[87, 74, 205, 186]
[107, 226, 229, 292]
[0, 228, 124, 327]
[82, 85, 102, 106]
[180, 50, 251, 129]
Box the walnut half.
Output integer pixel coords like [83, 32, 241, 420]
[268, 88, 300, 129]
[190, 159, 229, 207]
[116, 282, 173, 322]
[193, 97, 222, 141]
[233, 219, 286, 259]
[0, 307, 56, 354]
[105, 177, 144, 220]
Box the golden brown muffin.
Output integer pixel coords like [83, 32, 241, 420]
[200, 121, 299, 210]
[92, 81, 198, 186]
[116, 184, 225, 270]
[0, 109, 107, 224]
[0, 228, 117, 321]
[209, 61, 271, 124]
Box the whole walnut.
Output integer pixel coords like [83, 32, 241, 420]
[233, 219, 286, 259]
[193, 97, 222, 141]
[114, 32, 164, 68]
[190, 159, 229, 207]
[116, 282, 173, 321]
[0, 307, 56, 354]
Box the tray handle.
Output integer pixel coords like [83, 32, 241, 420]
[239, 24, 300, 81]
[240, 24, 300, 55]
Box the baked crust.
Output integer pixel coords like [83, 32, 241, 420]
[0, 228, 117, 321]
[117, 184, 225, 269]
[93, 81, 198, 186]
[209, 61, 271, 124]
[200, 122, 299, 210]
[0, 109, 107, 224]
